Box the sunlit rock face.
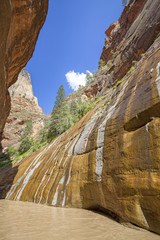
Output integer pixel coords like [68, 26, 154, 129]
[86, 0, 160, 99]
[0, 0, 160, 235]
[2, 69, 44, 151]
[9, 68, 39, 106]
[1, 37, 160, 234]
[0, 0, 48, 146]
[101, 0, 160, 78]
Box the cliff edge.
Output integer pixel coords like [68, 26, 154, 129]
[0, 0, 160, 235]
[0, 0, 48, 147]
[2, 69, 44, 151]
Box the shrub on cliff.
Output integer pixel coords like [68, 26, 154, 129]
[18, 137, 32, 155]
[7, 146, 18, 158]
[30, 140, 40, 152]
[77, 100, 88, 118]
[18, 119, 33, 154]
[86, 71, 95, 85]
[122, 0, 129, 7]
[99, 59, 106, 68]
[38, 118, 51, 143]
[70, 100, 78, 116]
[20, 119, 33, 142]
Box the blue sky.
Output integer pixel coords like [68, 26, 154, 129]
[26, 0, 123, 114]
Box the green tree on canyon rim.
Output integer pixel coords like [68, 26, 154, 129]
[48, 84, 72, 141]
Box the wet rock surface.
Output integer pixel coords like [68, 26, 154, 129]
[0, 0, 160, 236]
[1, 37, 160, 234]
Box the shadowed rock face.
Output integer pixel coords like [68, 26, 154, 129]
[2, 37, 160, 234]
[0, 0, 48, 147]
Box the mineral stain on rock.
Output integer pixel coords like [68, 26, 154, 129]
[0, 0, 160, 236]
[2, 38, 160, 233]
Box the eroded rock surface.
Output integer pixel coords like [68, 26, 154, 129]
[2, 69, 44, 150]
[9, 68, 40, 106]
[1, 36, 160, 234]
[0, 0, 48, 146]
[0, 0, 160, 235]
[85, 0, 160, 99]
[101, 0, 160, 79]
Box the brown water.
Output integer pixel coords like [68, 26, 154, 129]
[0, 200, 159, 240]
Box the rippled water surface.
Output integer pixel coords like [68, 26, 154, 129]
[0, 200, 159, 240]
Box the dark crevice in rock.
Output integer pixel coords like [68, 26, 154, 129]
[124, 102, 160, 132]
[91, 206, 160, 235]
[88, 205, 121, 223]
[0, 164, 18, 199]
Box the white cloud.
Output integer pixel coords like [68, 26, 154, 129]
[65, 70, 93, 91]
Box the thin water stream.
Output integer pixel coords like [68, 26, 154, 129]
[0, 200, 159, 240]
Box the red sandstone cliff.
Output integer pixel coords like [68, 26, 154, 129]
[0, 0, 48, 147]
[0, 0, 160, 235]
[84, 0, 160, 98]
[2, 69, 45, 151]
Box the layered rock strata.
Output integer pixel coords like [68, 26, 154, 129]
[9, 68, 40, 106]
[0, 0, 160, 235]
[2, 69, 44, 150]
[1, 36, 160, 234]
[84, 0, 160, 98]
[0, 0, 48, 146]
[101, 0, 160, 80]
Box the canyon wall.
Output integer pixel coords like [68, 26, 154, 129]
[0, 0, 160, 235]
[0, 0, 48, 147]
[1, 35, 160, 234]
[2, 68, 44, 151]
[84, 0, 160, 98]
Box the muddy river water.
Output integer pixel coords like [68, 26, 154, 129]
[0, 200, 159, 240]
